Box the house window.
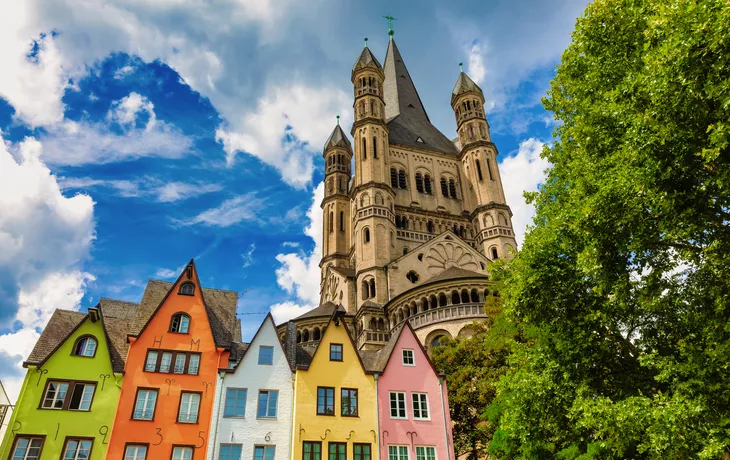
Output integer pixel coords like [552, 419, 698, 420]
[175, 354, 187, 374]
[145, 350, 200, 375]
[258, 346, 274, 365]
[330, 344, 343, 361]
[254, 446, 276, 460]
[160, 352, 172, 373]
[172, 446, 194, 460]
[72, 336, 97, 357]
[303, 442, 322, 460]
[329, 443, 346, 460]
[188, 354, 200, 375]
[132, 388, 158, 420]
[145, 351, 158, 372]
[317, 387, 335, 415]
[178, 392, 201, 423]
[388, 445, 409, 460]
[257, 390, 278, 418]
[402, 349, 415, 366]
[416, 447, 436, 460]
[124, 444, 147, 460]
[170, 313, 190, 333]
[412, 393, 429, 420]
[179, 282, 195, 296]
[220, 445, 242, 460]
[224, 388, 247, 418]
[341, 388, 358, 416]
[62, 438, 92, 460]
[41, 381, 95, 411]
[10, 436, 44, 460]
[354, 444, 371, 460]
[389, 392, 407, 419]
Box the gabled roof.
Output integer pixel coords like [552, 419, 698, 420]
[352, 46, 382, 73]
[293, 301, 346, 321]
[24, 309, 86, 367]
[452, 71, 483, 101]
[296, 310, 372, 373]
[323, 124, 352, 153]
[371, 322, 441, 376]
[383, 37, 459, 156]
[99, 298, 140, 373]
[229, 313, 293, 373]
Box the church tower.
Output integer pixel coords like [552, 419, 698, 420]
[452, 70, 518, 260]
[320, 120, 353, 286]
[351, 41, 395, 310]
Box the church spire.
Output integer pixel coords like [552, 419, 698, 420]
[382, 36, 429, 121]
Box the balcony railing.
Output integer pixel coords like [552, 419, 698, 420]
[395, 303, 487, 331]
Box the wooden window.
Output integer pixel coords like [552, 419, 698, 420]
[124, 444, 148, 460]
[145, 349, 200, 375]
[71, 336, 97, 357]
[170, 313, 190, 333]
[254, 446, 275, 460]
[40, 381, 95, 411]
[328, 443, 346, 460]
[389, 392, 407, 419]
[258, 346, 274, 365]
[219, 445, 242, 460]
[132, 388, 158, 420]
[62, 438, 93, 460]
[402, 349, 415, 366]
[415, 447, 436, 460]
[388, 445, 409, 460]
[223, 388, 247, 418]
[317, 387, 335, 415]
[257, 390, 278, 418]
[354, 444, 371, 460]
[330, 344, 343, 361]
[178, 392, 201, 423]
[412, 393, 430, 419]
[341, 388, 358, 416]
[303, 442, 322, 460]
[10, 436, 44, 460]
[179, 282, 195, 296]
[172, 446, 194, 460]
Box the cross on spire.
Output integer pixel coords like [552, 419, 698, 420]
[383, 15, 397, 36]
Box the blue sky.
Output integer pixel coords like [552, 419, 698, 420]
[0, 0, 589, 399]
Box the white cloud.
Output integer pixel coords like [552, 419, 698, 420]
[241, 243, 256, 268]
[499, 138, 551, 246]
[176, 193, 267, 227]
[60, 176, 222, 202]
[216, 84, 350, 188]
[155, 268, 178, 279]
[282, 241, 300, 248]
[107, 92, 155, 128]
[271, 182, 323, 322]
[154, 182, 222, 203]
[467, 41, 487, 86]
[16, 271, 95, 330]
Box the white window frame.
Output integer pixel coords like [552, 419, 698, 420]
[62, 439, 93, 460]
[188, 354, 200, 375]
[160, 352, 173, 373]
[415, 446, 436, 460]
[70, 383, 95, 411]
[41, 381, 69, 409]
[178, 392, 201, 423]
[174, 353, 187, 374]
[412, 393, 430, 420]
[172, 446, 194, 460]
[389, 391, 407, 419]
[145, 350, 158, 372]
[77, 337, 97, 357]
[11, 436, 44, 460]
[124, 445, 147, 460]
[388, 445, 409, 460]
[133, 389, 158, 420]
[402, 349, 415, 366]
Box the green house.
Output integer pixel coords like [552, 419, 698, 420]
[0, 304, 130, 460]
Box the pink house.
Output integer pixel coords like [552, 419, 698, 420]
[375, 323, 455, 460]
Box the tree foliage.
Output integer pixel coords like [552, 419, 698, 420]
[484, 0, 730, 458]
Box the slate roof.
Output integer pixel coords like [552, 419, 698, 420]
[383, 37, 459, 156]
[352, 46, 382, 72]
[99, 298, 140, 372]
[293, 301, 346, 320]
[323, 124, 352, 152]
[427, 267, 489, 284]
[452, 72, 483, 99]
[330, 266, 355, 279]
[24, 310, 86, 367]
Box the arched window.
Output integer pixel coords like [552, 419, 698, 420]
[170, 313, 191, 333]
[329, 212, 334, 233]
[484, 289, 490, 299]
[424, 175, 432, 194]
[313, 328, 321, 341]
[303, 330, 310, 342]
[369, 318, 377, 330]
[439, 293, 448, 307]
[390, 231, 395, 247]
[398, 170, 407, 189]
[362, 137, 367, 160]
[72, 336, 97, 357]
[415, 173, 424, 193]
[373, 136, 378, 158]
[486, 159, 494, 180]
[451, 291, 460, 305]
[427, 221, 434, 233]
[378, 318, 385, 331]
[491, 247, 499, 260]
[395, 215, 401, 228]
[403, 247, 409, 255]
[402, 217, 408, 229]
[179, 282, 195, 296]
[364, 228, 371, 243]
[440, 178, 449, 197]
[461, 290, 470, 303]
[406, 271, 419, 283]
[362, 281, 370, 300]
[421, 298, 429, 312]
[431, 335, 445, 349]
[449, 179, 458, 199]
[471, 289, 479, 302]
[296, 331, 302, 343]
[390, 168, 398, 188]
[369, 279, 376, 298]
[476, 160, 484, 181]
[339, 212, 344, 232]
[430, 295, 438, 309]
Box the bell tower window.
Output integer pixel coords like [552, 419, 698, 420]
[362, 137, 367, 160]
[476, 160, 484, 181]
[390, 168, 398, 188]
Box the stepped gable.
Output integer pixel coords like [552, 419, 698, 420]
[24, 310, 86, 367]
[383, 37, 459, 156]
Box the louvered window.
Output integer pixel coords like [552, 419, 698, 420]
[415, 173, 423, 193]
[390, 168, 398, 188]
[398, 170, 407, 189]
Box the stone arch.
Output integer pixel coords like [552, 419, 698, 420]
[303, 329, 310, 342]
[458, 326, 476, 338]
[296, 331, 301, 343]
[426, 329, 452, 351]
[451, 291, 460, 305]
[439, 293, 448, 307]
[430, 295, 438, 309]
[471, 289, 479, 303]
[499, 213, 508, 226]
[461, 289, 470, 303]
[313, 327, 321, 341]
[375, 192, 384, 205]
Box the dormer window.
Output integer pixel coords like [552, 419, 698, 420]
[179, 282, 195, 296]
[72, 336, 97, 357]
[170, 313, 190, 333]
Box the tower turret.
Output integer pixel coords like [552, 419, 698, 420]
[452, 68, 518, 260]
[320, 118, 353, 285]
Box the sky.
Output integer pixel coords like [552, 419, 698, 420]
[0, 0, 589, 400]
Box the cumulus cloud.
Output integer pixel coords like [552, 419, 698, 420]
[499, 138, 551, 246]
[216, 84, 350, 188]
[467, 41, 487, 86]
[271, 182, 323, 322]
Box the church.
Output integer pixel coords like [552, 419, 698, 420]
[278, 29, 518, 353]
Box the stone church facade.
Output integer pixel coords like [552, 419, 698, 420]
[279, 33, 518, 353]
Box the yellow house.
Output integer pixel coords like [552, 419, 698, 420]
[293, 308, 379, 460]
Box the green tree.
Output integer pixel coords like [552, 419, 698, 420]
[488, 0, 730, 458]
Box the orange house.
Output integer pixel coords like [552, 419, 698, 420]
[106, 260, 241, 460]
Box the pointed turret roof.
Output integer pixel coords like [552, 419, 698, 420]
[452, 71, 483, 103]
[382, 38, 459, 156]
[352, 46, 382, 73]
[323, 124, 351, 153]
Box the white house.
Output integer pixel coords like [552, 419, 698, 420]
[208, 314, 294, 460]
[0, 381, 13, 446]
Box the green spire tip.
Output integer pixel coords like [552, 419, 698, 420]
[336, 115, 340, 126]
[383, 15, 397, 36]
[459, 62, 464, 72]
[364, 37, 368, 47]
